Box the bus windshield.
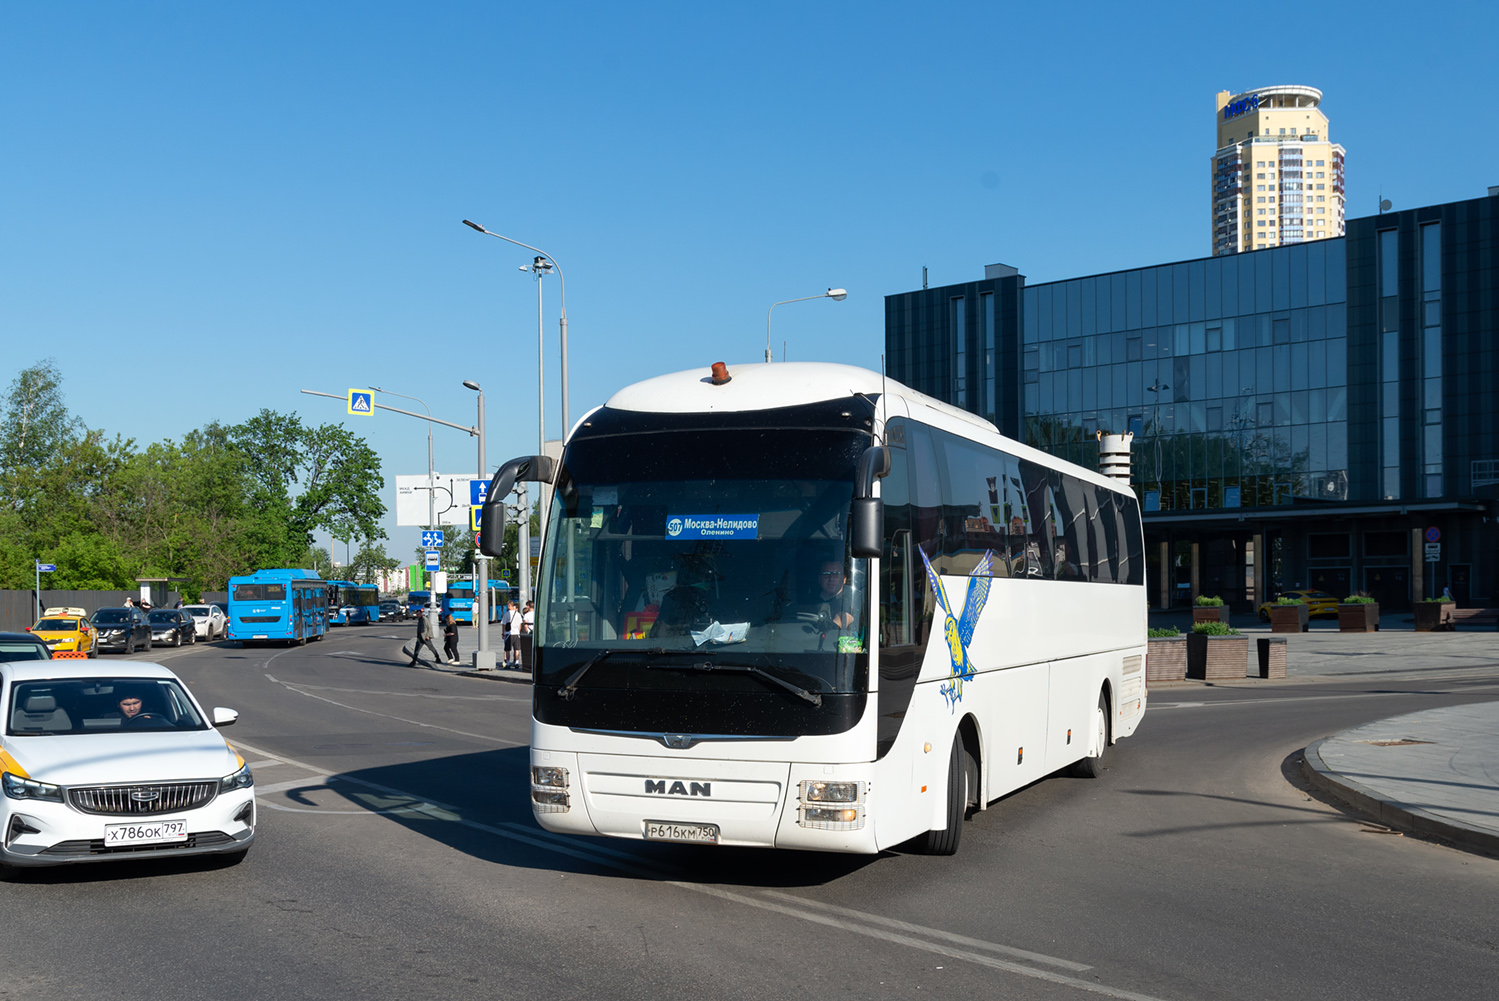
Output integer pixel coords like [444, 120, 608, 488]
[536, 427, 871, 695]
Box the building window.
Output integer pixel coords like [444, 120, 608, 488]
[952, 297, 967, 408]
[1378, 229, 1400, 499]
[1421, 223, 1443, 498]
[981, 292, 995, 423]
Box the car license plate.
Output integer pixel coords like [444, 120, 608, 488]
[104, 820, 189, 845]
[644, 821, 719, 844]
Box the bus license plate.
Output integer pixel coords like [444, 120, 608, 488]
[104, 820, 189, 845]
[644, 821, 719, 844]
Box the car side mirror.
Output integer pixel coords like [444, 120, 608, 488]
[212, 707, 238, 727]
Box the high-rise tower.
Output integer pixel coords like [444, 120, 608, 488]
[1211, 86, 1345, 256]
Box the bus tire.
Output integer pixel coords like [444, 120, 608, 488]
[915, 735, 967, 856]
[1072, 691, 1111, 778]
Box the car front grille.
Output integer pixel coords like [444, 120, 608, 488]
[69, 782, 219, 816]
[40, 831, 237, 856]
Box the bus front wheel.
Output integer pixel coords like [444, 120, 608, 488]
[915, 735, 969, 856]
[1071, 691, 1111, 778]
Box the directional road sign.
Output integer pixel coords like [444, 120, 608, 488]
[36, 563, 56, 572]
[421, 529, 445, 548]
[470, 479, 489, 505]
[347, 390, 374, 416]
[424, 550, 441, 571]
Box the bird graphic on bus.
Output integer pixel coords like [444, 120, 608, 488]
[918, 546, 995, 710]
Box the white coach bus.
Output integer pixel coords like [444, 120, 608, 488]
[479, 362, 1147, 855]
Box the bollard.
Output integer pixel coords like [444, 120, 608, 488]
[1257, 637, 1287, 679]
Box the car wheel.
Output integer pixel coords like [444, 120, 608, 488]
[87, 646, 97, 659]
[1071, 691, 1111, 778]
[914, 734, 968, 856]
[144, 636, 152, 651]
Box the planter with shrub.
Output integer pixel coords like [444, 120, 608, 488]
[1338, 595, 1380, 632]
[1269, 598, 1309, 633]
[1186, 622, 1248, 681]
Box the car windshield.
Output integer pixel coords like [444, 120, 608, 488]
[184, 606, 211, 617]
[92, 610, 133, 624]
[535, 425, 871, 695]
[33, 619, 78, 631]
[8, 678, 207, 736]
[0, 642, 49, 662]
[148, 611, 179, 623]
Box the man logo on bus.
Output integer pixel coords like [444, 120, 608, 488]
[918, 546, 995, 710]
[666, 517, 684, 537]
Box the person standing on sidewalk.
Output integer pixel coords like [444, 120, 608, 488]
[501, 599, 519, 668]
[409, 603, 441, 666]
[442, 612, 461, 665]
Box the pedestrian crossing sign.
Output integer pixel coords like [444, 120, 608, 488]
[470, 505, 482, 531]
[347, 390, 373, 416]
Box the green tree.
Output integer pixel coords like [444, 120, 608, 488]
[0, 359, 83, 505]
[226, 409, 387, 551]
[349, 542, 401, 586]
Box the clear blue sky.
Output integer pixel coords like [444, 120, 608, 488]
[4, 1, 1495, 561]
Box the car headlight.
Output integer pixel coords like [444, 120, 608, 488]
[3, 772, 64, 803]
[219, 762, 254, 792]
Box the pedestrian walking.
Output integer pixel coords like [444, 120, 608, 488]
[409, 603, 441, 666]
[442, 612, 461, 665]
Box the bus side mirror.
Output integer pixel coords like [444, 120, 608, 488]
[478, 455, 557, 559]
[850, 445, 890, 559]
[850, 498, 883, 559]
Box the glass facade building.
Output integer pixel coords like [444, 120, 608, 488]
[886, 191, 1499, 611]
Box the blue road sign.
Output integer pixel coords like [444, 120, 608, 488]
[36, 563, 56, 572]
[347, 390, 373, 416]
[424, 550, 441, 571]
[470, 479, 488, 505]
[1425, 526, 1441, 543]
[422, 529, 445, 548]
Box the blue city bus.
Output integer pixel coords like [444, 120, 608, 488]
[326, 580, 379, 625]
[227, 568, 328, 646]
[445, 580, 511, 624]
[407, 590, 431, 617]
[342, 583, 380, 624]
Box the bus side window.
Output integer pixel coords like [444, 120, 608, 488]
[1019, 460, 1055, 579]
[877, 427, 925, 759]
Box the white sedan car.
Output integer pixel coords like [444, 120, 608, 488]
[182, 604, 228, 641]
[0, 662, 255, 868]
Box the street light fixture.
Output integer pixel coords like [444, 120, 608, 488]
[462, 219, 571, 437]
[766, 288, 848, 363]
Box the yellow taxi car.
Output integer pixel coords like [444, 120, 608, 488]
[27, 608, 97, 659]
[1257, 589, 1340, 621]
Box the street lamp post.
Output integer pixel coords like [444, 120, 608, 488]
[461, 219, 570, 435]
[462, 379, 495, 670]
[765, 288, 848, 363]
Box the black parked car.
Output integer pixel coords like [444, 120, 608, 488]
[91, 608, 152, 654]
[148, 609, 197, 647]
[0, 631, 52, 661]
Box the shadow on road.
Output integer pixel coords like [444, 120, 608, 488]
[314, 747, 885, 887]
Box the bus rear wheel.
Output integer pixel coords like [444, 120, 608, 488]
[1071, 692, 1110, 778]
[915, 735, 969, 856]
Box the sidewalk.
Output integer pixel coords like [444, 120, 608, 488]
[1303, 700, 1499, 856]
[399, 625, 530, 685]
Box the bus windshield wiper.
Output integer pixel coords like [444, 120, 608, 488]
[645, 660, 823, 707]
[557, 648, 698, 700]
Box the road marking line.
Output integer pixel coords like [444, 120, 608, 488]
[262, 673, 527, 746]
[1150, 683, 1499, 711]
[267, 680, 527, 703]
[679, 884, 1165, 1001]
[256, 775, 333, 795]
[245, 759, 286, 769]
[758, 890, 1091, 971]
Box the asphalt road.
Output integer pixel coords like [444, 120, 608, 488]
[5, 631, 1498, 1001]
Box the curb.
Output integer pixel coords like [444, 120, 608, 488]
[1301, 737, 1499, 857]
[399, 641, 531, 685]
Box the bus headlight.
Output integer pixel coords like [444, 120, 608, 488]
[798, 779, 864, 830]
[531, 766, 570, 813]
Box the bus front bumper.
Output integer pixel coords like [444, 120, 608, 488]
[530, 749, 879, 854]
